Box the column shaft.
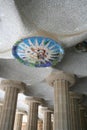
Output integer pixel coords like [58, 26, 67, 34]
[69, 96, 75, 130]
[85, 116, 87, 130]
[79, 107, 86, 130]
[0, 87, 19, 130]
[74, 99, 81, 130]
[38, 120, 43, 130]
[0, 105, 2, 112]
[69, 94, 81, 130]
[43, 112, 51, 130]
[54, 80, 70, 130]
[27, 102, 38, 130]
[51, 121, 53, 130]
[0, 105, 3, 121]
[14, 114, 23, 130]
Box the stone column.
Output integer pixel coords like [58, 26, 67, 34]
[0, 80, 26, 130]
[51, 121, 53, 130]
[79, 105, 86, 130]
[38, 119, 43, 130]
[14, 110, 27, 130]
[25, 97, 44, 130]
[0, 105, 2, 113]
[69, 92, 82, 130]
[47, 71, 75, 130]
[85, 114, 87, 130]
[42, 107, 53, 130]
[0, 103, 3, 120]
[51, 114, 54, 130]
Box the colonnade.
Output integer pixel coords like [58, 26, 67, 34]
[0, 71, 87, 130]
[0, 79, 53, 130]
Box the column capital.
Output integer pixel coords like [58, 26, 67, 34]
[41, 107, 53, 113]
[16, 109, 27, 115]
[46, 71, 75, 87]
[25, 96, 45, 105]
[0, 79, 26, 93]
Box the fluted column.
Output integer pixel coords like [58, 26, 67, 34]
[38, 119, 43, 130]
[0, 105, 2, 113]
[25, 97, 44, 130]
[47, 71, 75, 130]
[79, 105, 86, 130]
[14, 110, 27, 130]
[51, 114, 54, 130]
[0, 104, 3, 120]
[42, 107, 53, 130]
[85, 114, 87, 130]
[69, 92, 82, 130]
[69, 92, 75, 130]
[0, 80, 26, 130]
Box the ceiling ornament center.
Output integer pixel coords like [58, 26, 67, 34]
[12, 37, 64, 67]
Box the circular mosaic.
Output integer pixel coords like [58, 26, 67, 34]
[12, 37, 64, 67]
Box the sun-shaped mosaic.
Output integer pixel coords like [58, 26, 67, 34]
[12, 37, 64, 67]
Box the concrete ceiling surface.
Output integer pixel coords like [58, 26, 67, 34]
[0, 0, 87, 107]
[55, 48, 87, 77]
[1, 0, 87, 59]
[71, 77, 87, 95]
[0, 59, 52, 85]
[15, 0, 87, 47]
[15, 0, 87, 34]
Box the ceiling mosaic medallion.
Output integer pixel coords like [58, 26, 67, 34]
[12, 37, 64, 67]
[75, 41, 87, 53]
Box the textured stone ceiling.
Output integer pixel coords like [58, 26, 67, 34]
[0, 0, 87, 108]
[15, 0, 87, 34]
[1, 0, 87, 58]
[0, 59, 52, 85]
[55, 47, 87, 77]
[15, 0, 87, 47]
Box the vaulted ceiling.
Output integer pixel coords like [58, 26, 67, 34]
[0, 0, 87, 109]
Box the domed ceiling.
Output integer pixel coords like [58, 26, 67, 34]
[0, 0, 87, 109]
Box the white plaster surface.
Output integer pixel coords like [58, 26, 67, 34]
[1, 0, 87, 58]
[0, 0, 87, 108]
[0, 0, 29, 53]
